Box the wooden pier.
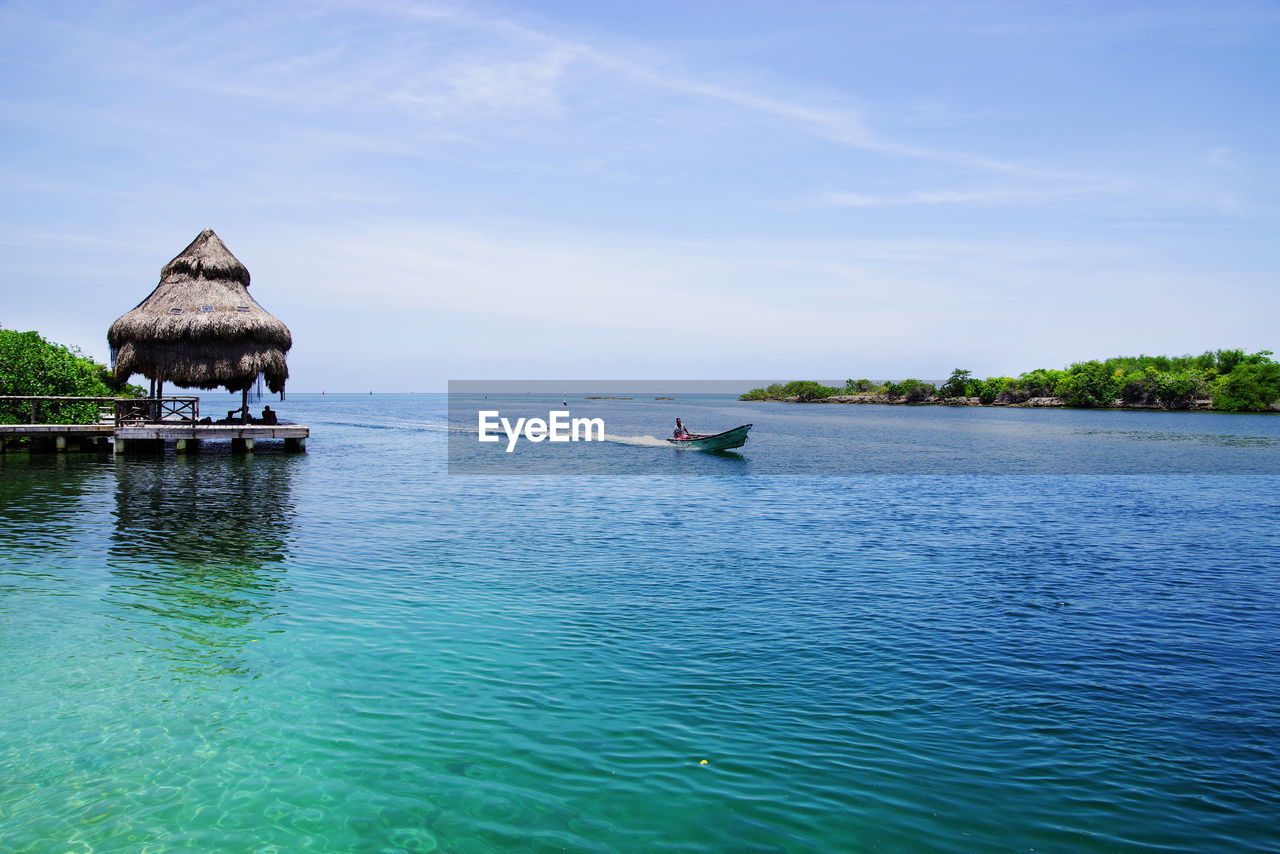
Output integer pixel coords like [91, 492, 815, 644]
[0, 396, 308, 455]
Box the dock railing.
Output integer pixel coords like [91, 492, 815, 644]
[113, 397, 200, 425]
[0, 395, 199, 426]
[0, 395, 118, 425]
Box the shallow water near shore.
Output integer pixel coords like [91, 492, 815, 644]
[2, 394, 1279, 852]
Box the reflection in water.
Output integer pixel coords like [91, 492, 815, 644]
[106, 455, 300, 680]
[0, 455, 114, 565]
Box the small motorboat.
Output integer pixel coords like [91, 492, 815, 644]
[667, 424, 752, 452]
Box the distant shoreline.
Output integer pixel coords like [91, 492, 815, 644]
[738, 351, 1280, 412]
[750, 394, 1280, 412]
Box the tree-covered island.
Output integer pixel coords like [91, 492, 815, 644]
[741, 350, 1280, 413]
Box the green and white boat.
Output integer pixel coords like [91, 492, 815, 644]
[666, 424, 752, 452]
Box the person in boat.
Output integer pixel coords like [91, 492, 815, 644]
[673, 418, 690, 439]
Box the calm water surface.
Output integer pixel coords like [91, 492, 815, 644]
[2, 395, 1278, 852]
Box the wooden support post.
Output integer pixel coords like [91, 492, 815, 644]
[175, 438, 200, 454]
[284, 437, 306, 453]
[232, 437, 254, 454]
[55, 435, 67, 453]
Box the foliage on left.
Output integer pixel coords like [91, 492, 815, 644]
[0, 327, 143, 424]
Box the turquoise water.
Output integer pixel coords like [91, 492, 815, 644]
[2, 395, 1279, 852]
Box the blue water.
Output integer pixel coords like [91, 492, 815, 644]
[2, 394, 1279, 852]
[446, 393, 1280, 474]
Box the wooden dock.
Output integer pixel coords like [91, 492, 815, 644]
[0, 396, 308, 454]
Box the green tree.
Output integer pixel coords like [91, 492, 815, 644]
[884, 378, 935, 402]
[1192, 351, 1216, 372]
[1014, 368, 1066, 399]
[1117, 368, 1155, 405]
[845, 378, 875, 393]
[976, 377, 1015, 405]
[1054, 361, 1119, 408]
[1215, 349, 1247, 375]
[1212, 363, 1280, 412]
[783, 380, 839, 400]
[0, 327, 139, 424]
[1153, 371, 1205, 408]
[739, 383, 789, 401]
[938, 369, 973, 399]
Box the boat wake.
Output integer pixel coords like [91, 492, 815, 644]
[386, 421, 476, 434]
[602, 433, 673, 448]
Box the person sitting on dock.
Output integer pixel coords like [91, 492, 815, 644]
[674, 418, 689, 439]
[261, 405, 278, 425]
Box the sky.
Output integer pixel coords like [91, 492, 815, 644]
[2, 0, 1277, 392]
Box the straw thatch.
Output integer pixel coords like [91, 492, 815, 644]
[108, 229, 291, 394]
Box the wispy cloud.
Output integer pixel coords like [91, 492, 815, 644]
[472, 18, 1103, 182]
[818, 186, 1103, 208]
[386, 47, 579, 118]
[113, 0, 1103, 183]
[0, 0, 1113, 190]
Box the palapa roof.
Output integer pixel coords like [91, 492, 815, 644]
[108, 229, 292, 393]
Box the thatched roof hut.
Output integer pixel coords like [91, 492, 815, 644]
[108, 229, 291, 397]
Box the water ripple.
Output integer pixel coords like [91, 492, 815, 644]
[3, 404, 1279, 851]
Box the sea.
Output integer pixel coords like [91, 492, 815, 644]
[2, 393, 1278, 853]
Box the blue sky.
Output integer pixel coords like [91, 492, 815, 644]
[2, 0, 1277, 391]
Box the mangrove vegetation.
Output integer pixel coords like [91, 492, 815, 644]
[741, 350, 1280, 412]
